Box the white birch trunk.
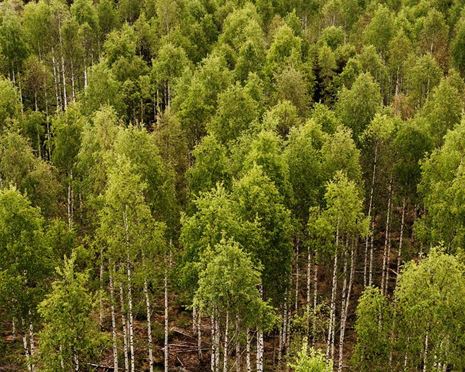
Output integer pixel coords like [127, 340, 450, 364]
[256, 329, 263, 372]
[211, 315, 216, 372]
[109, 268, 119, 371]
[396, 198, 406, 283]
[99, 251, 104, 328]
[197, 310, 202, 360]
[164, 261, 169, 372]
[246, 329, 251, 372]
[126, 259, 135, 372]
[235, 316, 241, 372]
[28, 316, 35, 372]
[215, 316, 220, 371]
[51, 48, 61, 110]
[338, 241, 355, 371]
[295, 239, 299, 311]
[119, 283, 129, 372]
[313, 252, 318, 345]
[256, 286, 264, 372]
[307, 245, 312, 331]
[21, 318, 32, 372]
[327, 225, 339, 361]
[143, 276, 154, 372]
[224, 311, 229, 371]
[364, 145, 377, 287]
[381, 180, 392, 295]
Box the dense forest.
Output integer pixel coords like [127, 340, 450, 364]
[1, 0, 465, 370]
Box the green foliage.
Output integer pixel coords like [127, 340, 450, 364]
[289, 338, 333, 372]
[352, 287, 391, 371]
[194, 237, 275, 329]
[0, 187, 51, 320]
[336, 73, 382, 141]
[419, 118, 465, 250]
[394, 249, 465, 370]
[0, 76, 20, 130]
[38, 253, 105, 371]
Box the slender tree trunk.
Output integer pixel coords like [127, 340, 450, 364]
[83, 65, 88, 89]
[256, 328, 264, 372]
[28, 316, 35, 372]
[364, 145, 377, 287]
[99, 249, 104, 328]
[306, 245, 312, 333]
[126, 258, 135, 372]
[18, 72, 24, 114]
[224, 311, 229, 371]
[396, 198, 406, 283]
[423, 333, 429, 372]
[60, 345, 65, 370]
[164, 260, 169, 372]
[295, 238, 300, 311]
[338, 240, 355, 371]
[235, 316, 241, 372]
[122, 209, 135, 372]
[143, 276, 154, 372]
[67, 170, 73, 228]
[197, 310, 202, 360]
[277, 315, 283, 366]
[211, 315, 216, 372]
[73, 351, 79, 371]
[51, 48, 61, 110]
[60, 31, 67, 110]
[109, 267, 119, 371]
[327, 225, 339, 361]
[215, 314, 220, 371]
[119, 283, 129, 372]
[381, 179, 393, 295]
[313, 252, 318, 345]
[246, 329, 251, 372]
[256, 287, 264, 372]
[12, 318, 16, 339]
[70, 60, 75, 102]
[21, 318, 32, 372]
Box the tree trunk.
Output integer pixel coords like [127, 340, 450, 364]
[327, 225, 339, 361]
[197, 310, 202, 360]
[423, 333, 429, 372]
[224, 311, 229, 371]
[256, 329, 263, 372]
[70, 60, 76, 102]
[246, 329, 251, 372]
[119, 283, 129, 372]
[164, 254, 169, 372]
[211, 315, 216, 372]
[143, 276, 154, 372]
[60, 33, 67, 110]
[364, 145, 377, 287]
[67, 170, 73, 228]
[381, 179, 393, 295]
[109, 267, 119, 371]
[313, 252, 318, 345]
[256, 286, 264, 372]
[235, 316, 241, 372]
[396, 198, 406, 283]
[338, 240, 355, 371]
[21, 318, 32, 372]
[306, 244, 311, 333]
[99, 250, 104, 329]
[28, 316, 35, 372]
[295, 238, 300, 311]
[51, 48, 61, 110]
[126, 256, 135, 372]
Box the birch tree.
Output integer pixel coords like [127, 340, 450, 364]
[37, 253, 105, 371]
